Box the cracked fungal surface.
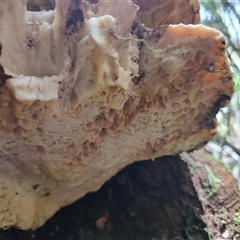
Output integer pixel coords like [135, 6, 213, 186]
[0, 0, 234, 230]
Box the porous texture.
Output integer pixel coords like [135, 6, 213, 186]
[133, 0, 200, 28]
[0, 0, 234, 230]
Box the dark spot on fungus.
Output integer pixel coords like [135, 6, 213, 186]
[26, 38, 35, 48]
[66, 9, 84, 31]
[33, 184, 40, 190]
[132, 72, 145, 85]
[87, 0, 98, 3]
[0, 64, 12, 85]
[222, 75, 232, 82]
[203, 96, 231, 129]
[0, 43, 2, 55]
[206, 62, 215, 72]
[203, 118, 216, 130]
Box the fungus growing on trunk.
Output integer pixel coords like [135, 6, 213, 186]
[0, 0, 234, 230]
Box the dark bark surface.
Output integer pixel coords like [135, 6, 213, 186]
[182, 150, 240, 240]
[0, 154, 208, 240]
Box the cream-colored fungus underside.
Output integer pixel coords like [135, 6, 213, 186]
[0, 0, 234, 230]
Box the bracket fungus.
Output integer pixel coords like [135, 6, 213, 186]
[0, 0, 234, 230]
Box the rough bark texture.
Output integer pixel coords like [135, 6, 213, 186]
[182, 150, 240, 239]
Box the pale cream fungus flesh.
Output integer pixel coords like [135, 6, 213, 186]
[0, 0, 234, 230]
